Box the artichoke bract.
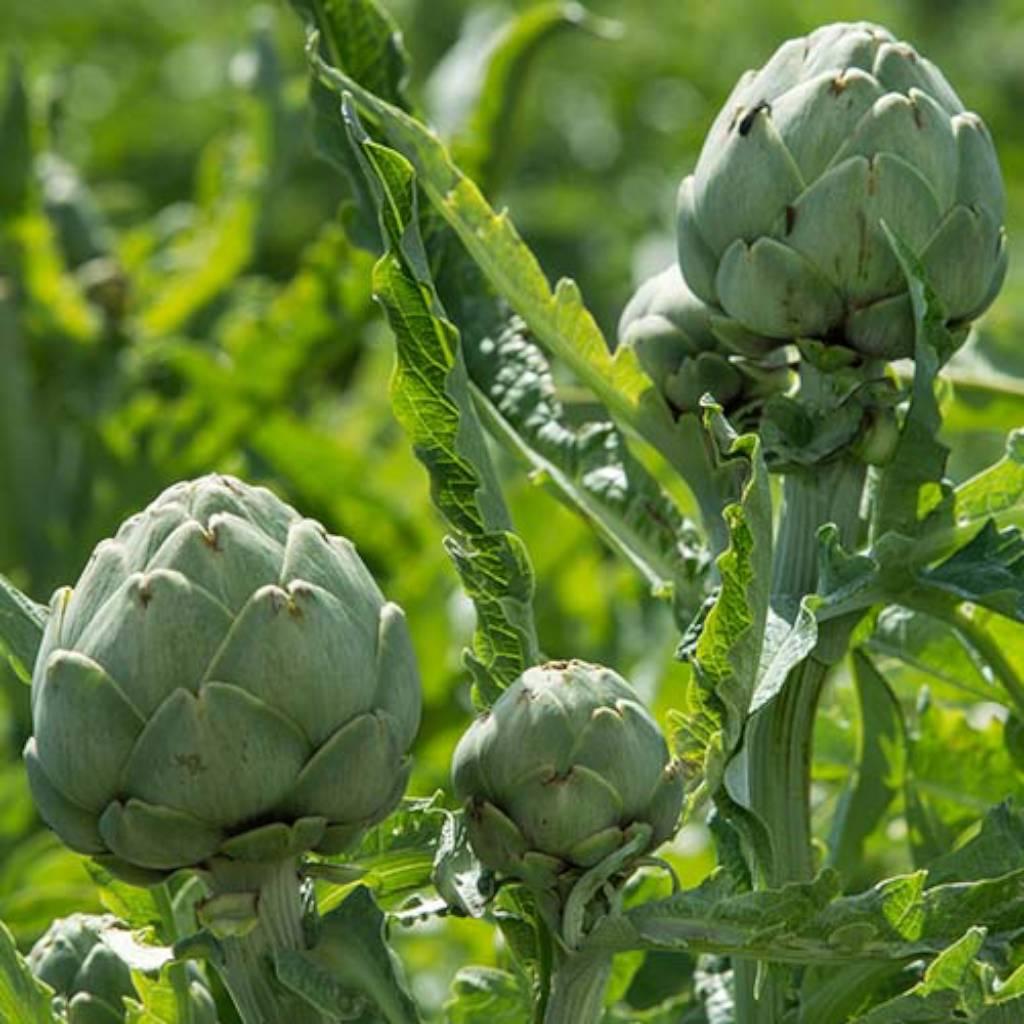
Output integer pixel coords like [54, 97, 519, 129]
[452, 661, 683, 892]
[677, 21, 1007, 358]
[24, 475, 421, 879]
[618, 264, 791, 418]
[29, 914, 217, 1024]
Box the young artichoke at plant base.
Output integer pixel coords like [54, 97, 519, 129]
[452, 662, 683, 1023]
[676, 21, 1007, 358]
[452, 661, 683, 909]
[29, 913, 217, 1024]
[618, 263, 792, 423]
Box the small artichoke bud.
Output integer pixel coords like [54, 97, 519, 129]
[28, 913, 217, 1023]
[619, 264, 791, 421]
[677, 22, 1007, 358]
[452, 661, 683, 893]
[24, 475, 422, 881]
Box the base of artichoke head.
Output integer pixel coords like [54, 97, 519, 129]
[203, 857, 324, 1024]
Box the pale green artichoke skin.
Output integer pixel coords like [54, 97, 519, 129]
[678, 21, 1007, 358]
[24, 475, 422, 876]
[452, 661, 683, 887]
[28, 914, 217, 1024]
[618, 264, 790, 415]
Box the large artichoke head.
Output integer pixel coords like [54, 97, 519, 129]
[677, 21, 1007, 358]
[618, 263, 792, 419]
[28, 913, 216, 1024]
[452, 661, 683, 894]
[24, 475, 421, 881]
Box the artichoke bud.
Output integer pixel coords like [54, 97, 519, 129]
[28, 914, 217, 1024]
[24, 475, 422, 881]
[678, 21, 1007, 359]
[619, 264, 792, 418]
[452, 661, 683, 899]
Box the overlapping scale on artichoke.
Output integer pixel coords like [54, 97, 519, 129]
[24, 475, 421, 879]
[452, 661, 682, 891]
[618, 263, 792, 420]
[677, 21, 1007, 358]
[29, 913, 217, 1023]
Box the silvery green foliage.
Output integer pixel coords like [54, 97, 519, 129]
[28, 914, 216, 1024]
[451, 661, 683, 892]
[24, 475, 421, 879]
[677, 21, 1007, 358]
[618, 264, 791, 419]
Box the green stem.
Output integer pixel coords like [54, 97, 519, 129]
[534, 921, 554, 1024]
[735, 456, 867, 1024]
[543, 948, 613, 1024]
[152, 883, 196, 1024]
[207, 858, 323, 1024]
[751, 459, 867, 884]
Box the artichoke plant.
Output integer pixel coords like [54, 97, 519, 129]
[452, 661, 683, 897]
[29, 913, 216, 1024]
[619, 263, 792, 420]
[24, 474, 422, 880]
[677, 21, 1007, 358]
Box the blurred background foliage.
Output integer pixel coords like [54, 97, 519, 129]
[2, 0, 1023, 1017]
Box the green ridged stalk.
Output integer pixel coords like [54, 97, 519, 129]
[544, 948, 613, 1024]
[734, 365, 870, 1024]
[206, 858, 325, 1024]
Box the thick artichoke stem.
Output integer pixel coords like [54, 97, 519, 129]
[543, 948, 613, 1024]
[735, 453, 867, 1024]
[208, 858, 323, 1024]
[754, 457, 867, 884]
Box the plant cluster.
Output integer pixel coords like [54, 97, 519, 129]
[2, 5, 1024, 1024]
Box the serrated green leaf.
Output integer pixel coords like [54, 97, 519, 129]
[674, 407, 772, 806]
[341, 100, 537, 702]
[304, 38, 734, 545]
[288, 0, 411, 250]
[465, 316, 710, 619]
[849, 927, 985, 1023]
[291, 0, 409, 111]
[587, 863, 1024, 970]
